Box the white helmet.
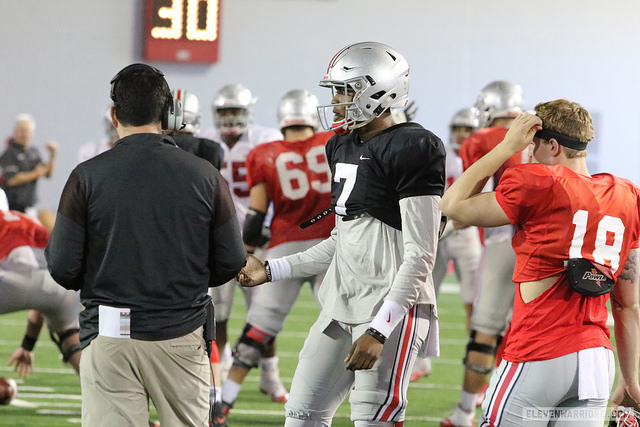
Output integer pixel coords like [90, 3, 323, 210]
[212, 84, 256, 138]
[318, 41, 410, 134]
[475, 80, 523, 128]
[0, 188, 8, 212]
[449, 107, 479, 148]
[277, 89, 319, 130]
[103, 107, 118, 141]
[173, 89, 201, 135]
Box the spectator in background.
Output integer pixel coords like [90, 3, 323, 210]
[0, 114, 57, 216]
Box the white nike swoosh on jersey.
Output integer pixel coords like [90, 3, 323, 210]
[359, 155, 370, 160]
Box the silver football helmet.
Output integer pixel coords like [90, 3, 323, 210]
[318, 41, 410, 134]
[475, 80, 523, 128]
[173, 89, 201, 135]
[449, 107, 479, 148]
[212, 84, 256, 138]
[277, 89, 319, 130]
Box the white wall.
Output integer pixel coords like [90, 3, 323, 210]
[2, 0, 639, 210]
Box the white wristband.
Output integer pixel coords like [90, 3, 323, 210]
[267, 257, 292, 282]
[369, 300, 406, 339]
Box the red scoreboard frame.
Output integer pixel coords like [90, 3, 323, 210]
[144, 0, 220, 63]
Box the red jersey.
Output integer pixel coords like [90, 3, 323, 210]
[459, 127, 522, 188]
[495, 163, 640, 362]
[0, 210, 49, 262]
[246, 132, 334, 248]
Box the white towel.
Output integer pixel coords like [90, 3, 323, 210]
[578, 347, 614, 400]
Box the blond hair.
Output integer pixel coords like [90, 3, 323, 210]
[14, 113, 35, 129]
[534, 99, 593, 158]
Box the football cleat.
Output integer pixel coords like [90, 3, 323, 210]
[259, 374, 289, 403]
[409, 357, 432, 382]
[210, 401, 232, 427]
[440, 405, 475, 427]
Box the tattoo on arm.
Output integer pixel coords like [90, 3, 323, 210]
[611, 248, 639, 310]
[619, 248, 639, 283]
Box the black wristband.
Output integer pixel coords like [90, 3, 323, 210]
[365, 327, 386, 345]
[264, 260, 272, 282]
[21, 335, 38, 351]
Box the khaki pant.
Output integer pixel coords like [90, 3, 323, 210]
[80, 327, 210, 427]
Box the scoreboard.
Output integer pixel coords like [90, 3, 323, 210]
[144, 0, 220, 63]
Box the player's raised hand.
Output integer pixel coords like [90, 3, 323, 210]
[502, 112, 542, 154]
[236, 254, 267, 287]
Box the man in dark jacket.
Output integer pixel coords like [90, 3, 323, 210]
[45, 63, 246, 427]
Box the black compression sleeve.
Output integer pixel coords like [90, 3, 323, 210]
[243, 208, 268, 247]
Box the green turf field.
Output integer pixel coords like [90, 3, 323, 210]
[0, 277, 600, 426]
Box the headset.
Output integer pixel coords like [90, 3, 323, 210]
[109, 63, 183, 131]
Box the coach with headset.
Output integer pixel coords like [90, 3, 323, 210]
[45, 63, 246, 427]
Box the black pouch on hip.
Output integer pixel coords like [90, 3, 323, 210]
[203, 300, 216, 358]
[566, 258, 615, 296]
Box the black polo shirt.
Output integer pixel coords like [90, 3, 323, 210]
[45, 133, 246, 347]
[0, 140, 42, 211]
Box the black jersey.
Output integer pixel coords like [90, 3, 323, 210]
[326, 122, 446, 230]
[173, 134, 225, 170]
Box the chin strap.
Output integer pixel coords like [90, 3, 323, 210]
[331, 120, 350, 135]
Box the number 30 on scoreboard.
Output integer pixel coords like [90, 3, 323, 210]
[144, 0, 220, 63]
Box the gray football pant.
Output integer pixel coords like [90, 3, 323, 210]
[247, 239, 325, 335]
[470, 240, 516, 335]
[285, 305, 432, 425]
[480, 349, 614, 426]
[0, 268, 81, 332]
[432, 226, 482, 304]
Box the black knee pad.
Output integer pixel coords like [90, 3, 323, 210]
[463, 330, 501, 374]
[49, 328, 81, 363]
[232, 324, 274, 369]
